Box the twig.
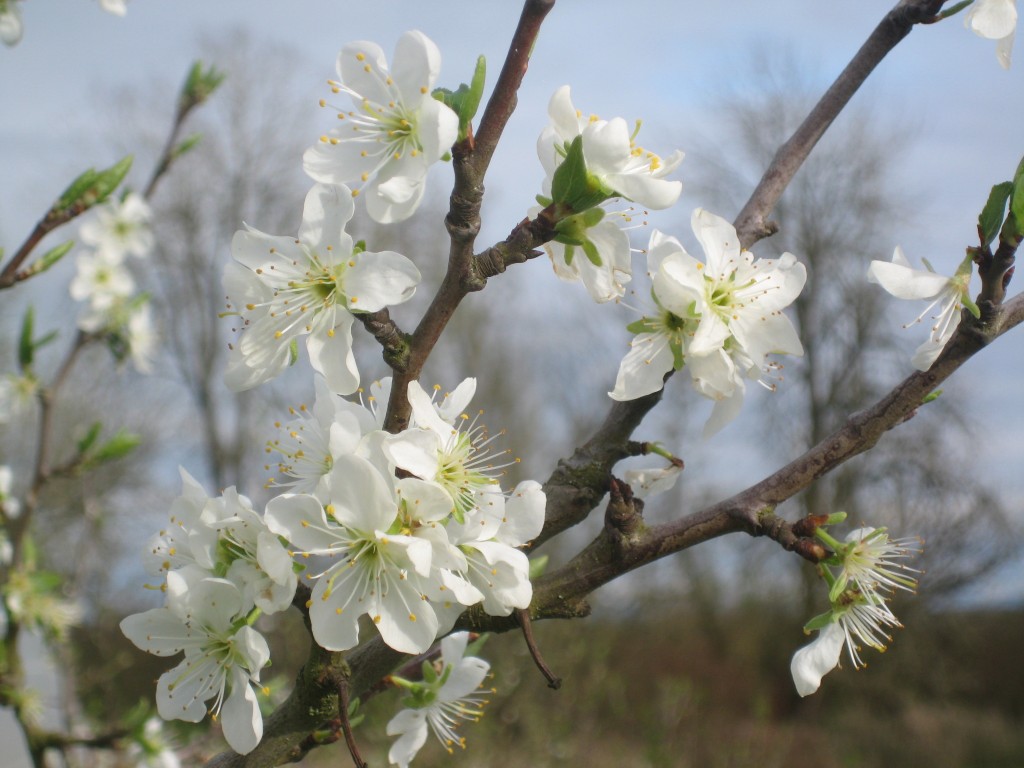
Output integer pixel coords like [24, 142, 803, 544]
[516, 608, 562, 689]
[732, 0, 945, 249]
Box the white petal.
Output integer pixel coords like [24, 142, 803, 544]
[221, 668, 263, 755]
[609, 332, 675, 401]
[297, 183, 356, 252]
[387, 709, 428, 768]
[691, 208, 741, 277]
[306, 314, 359, 396]
[790, 622, 845, 697]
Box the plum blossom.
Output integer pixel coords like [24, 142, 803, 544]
[223, 183, 420, 394]
[264, 375, 379, 499]
[120, 568, 270, 754]
[867, 246, 978, 371]
[70, 251, 135, 313]
[965, 0, 1017, 68]
[265, 454, 446, 654]
[144, 468, 296, 614]
[790, 522, 920, 696]
[536, 85, 684, 302]
[387, 632, 492, 767]
[382, 379, 514, 521]
[790, 591, 903, 697]
[610, 212, 805, 436]
[304, 31, 459, 223]
[79, 192, 153, 261]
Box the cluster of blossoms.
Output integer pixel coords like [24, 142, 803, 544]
[790, 520, 920, 696]
[126, 31, 547, 761]
[609, 210, 807, 437]
[264, 375, 545, 655]
[69, 192, 159, 373]
[120, 471, 296, 753]
[536, 85, 685, 304]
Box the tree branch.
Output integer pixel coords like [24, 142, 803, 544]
[732, 0, 945, 249]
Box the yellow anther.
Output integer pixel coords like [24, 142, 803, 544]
[355, 52, 366, 61]
[318, 99, 326, 107]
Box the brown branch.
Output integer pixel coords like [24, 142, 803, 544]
[732, 0, 945, 249]
[382, 0, 557, 433]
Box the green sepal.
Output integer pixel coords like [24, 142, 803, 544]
[76, 422, 103, 456]
[802, 610, 835, 633]
[582, 238, 602, 267]
[421, 659, 439, 684]
[827, 573, 849, 604]
[353, 239, 366, 255]
[626, 317, 654, 335]
[528, 554, 549, 580]
[670, 339, 685, 371]
[466, 632, 489, 658]
[91, 429, 141, 464]
[822, 511, 847, 526]
[979, 181, 1013, 246]
[17, 306, 35, 371]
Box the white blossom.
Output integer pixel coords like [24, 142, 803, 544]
[79, 192, 153, 261]
[120, 568, 269, 754]
[304, 31, 459, 223]
[966, 0, 1017, 68]
[868, 246, 977, 371]
[387, 632, 491, 767]
[265, 454, 444, 654]
[610, 213, 805, 436]
[536, 85, 683, 302]
[223, 183, 420, 394]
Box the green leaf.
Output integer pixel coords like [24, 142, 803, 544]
[91, 430, 141, 463]
[76, 423, 103, 456]
[1007, 155, 1024, 241]
[979, 181, 1013, 245]
[34, 240, 74, 274]
[172, 133, 203, 159]
[92, 156, 134, 204]
[18, 306, 35, 371]
[55, 168, 101, 211]
[461, 55, 486, 127]
[550, 136, 588, 206]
